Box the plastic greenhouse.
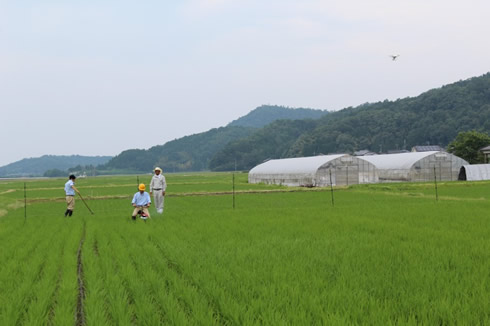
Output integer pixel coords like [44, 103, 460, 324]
[358, 151, 468, 182]
[458, 164, 490, 181]
[248, 154, 378, 187]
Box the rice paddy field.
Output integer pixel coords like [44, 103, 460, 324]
[0, 173, 489, 325]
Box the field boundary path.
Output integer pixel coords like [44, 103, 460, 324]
[25, 188, 331, 204]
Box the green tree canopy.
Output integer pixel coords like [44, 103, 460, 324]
[447, 130, 490, 164]
[43, 169, 68, 177]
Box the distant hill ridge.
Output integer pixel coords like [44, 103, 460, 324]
[101, 126, 256, 173]
[2, 105, 324, 177]
[227, 105, 328, 128]
[99, 105, 328, 173]
[0, 155, 112, 178]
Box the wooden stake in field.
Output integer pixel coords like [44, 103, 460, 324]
[433, 166, 439, 201]
[24, 183, 27, 223]
[232, 173, 235, 209]
[233, 159, 237, 209]
[329, 168, 334, 207]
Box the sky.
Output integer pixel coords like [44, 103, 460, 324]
[1, 0, 489, 167]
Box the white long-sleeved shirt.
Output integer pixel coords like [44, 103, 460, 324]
[150, 174, 167, 192]
[64, 180, 76, 196]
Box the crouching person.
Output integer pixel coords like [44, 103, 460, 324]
[131, 184, 151, 221]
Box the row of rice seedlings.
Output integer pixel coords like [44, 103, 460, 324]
[214, 212, 339, 323]
[83, 220, 135, 325]
[0, 220, 44, 265]
[85, 215, 214, 324]
[119, 230, 221, 325]
[119, 229, 185, 324]
[22, 220, 80, 325]
[76, 194, 227, 325]
[321, 191, 488, 324]
[143, 201, 269, 324]
[302, 191, 490, 324]
[1, 176, 488, 324]
[0, 217, 65, 324]
[104, 224, 167, 325]
[145, 191, 490, 324]
[0, 206, 82, 325]
[66, 183, 488, 324]
[48, 219, 81, 326]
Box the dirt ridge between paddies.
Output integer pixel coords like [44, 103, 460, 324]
[0, 202, 24, 217]
[16, 181, 278, 191]
[24, 187, 339, 203]
[0, 189, 16, 195]
[353, 189, 487, 201]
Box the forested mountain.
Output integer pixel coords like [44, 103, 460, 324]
[100, 126, 255, 173]
[210, 73, 490, 171]
[210, 120, 319, 171]
[228, 105, 327, 128]
[99, 105, 327, 173]
[0, 155, 112, 178]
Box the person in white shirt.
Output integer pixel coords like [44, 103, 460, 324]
[64, 174, 80, 217]
[150, 167, 167, 214]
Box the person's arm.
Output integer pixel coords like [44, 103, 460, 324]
[132, 193, 137, 207]
[72, 184, 80, 194]
[162, 176, 167, 196]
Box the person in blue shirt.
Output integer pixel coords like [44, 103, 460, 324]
[132, 183, 151, 221]
[64, 174, 80, 217]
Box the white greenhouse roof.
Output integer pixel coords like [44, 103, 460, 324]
[359, 151, 441, 170]
[462, 164, 490, 181]
[249, 154, 347, 175]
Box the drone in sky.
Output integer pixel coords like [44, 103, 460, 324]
[390, 54, 400, 61]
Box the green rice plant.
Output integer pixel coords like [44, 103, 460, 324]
[1, 174, 489, 324]
[0, 224, 63, 324]
[83, 224, 135, 325]
[0, 198, 82, 325]
[48, 223, 80, 326]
